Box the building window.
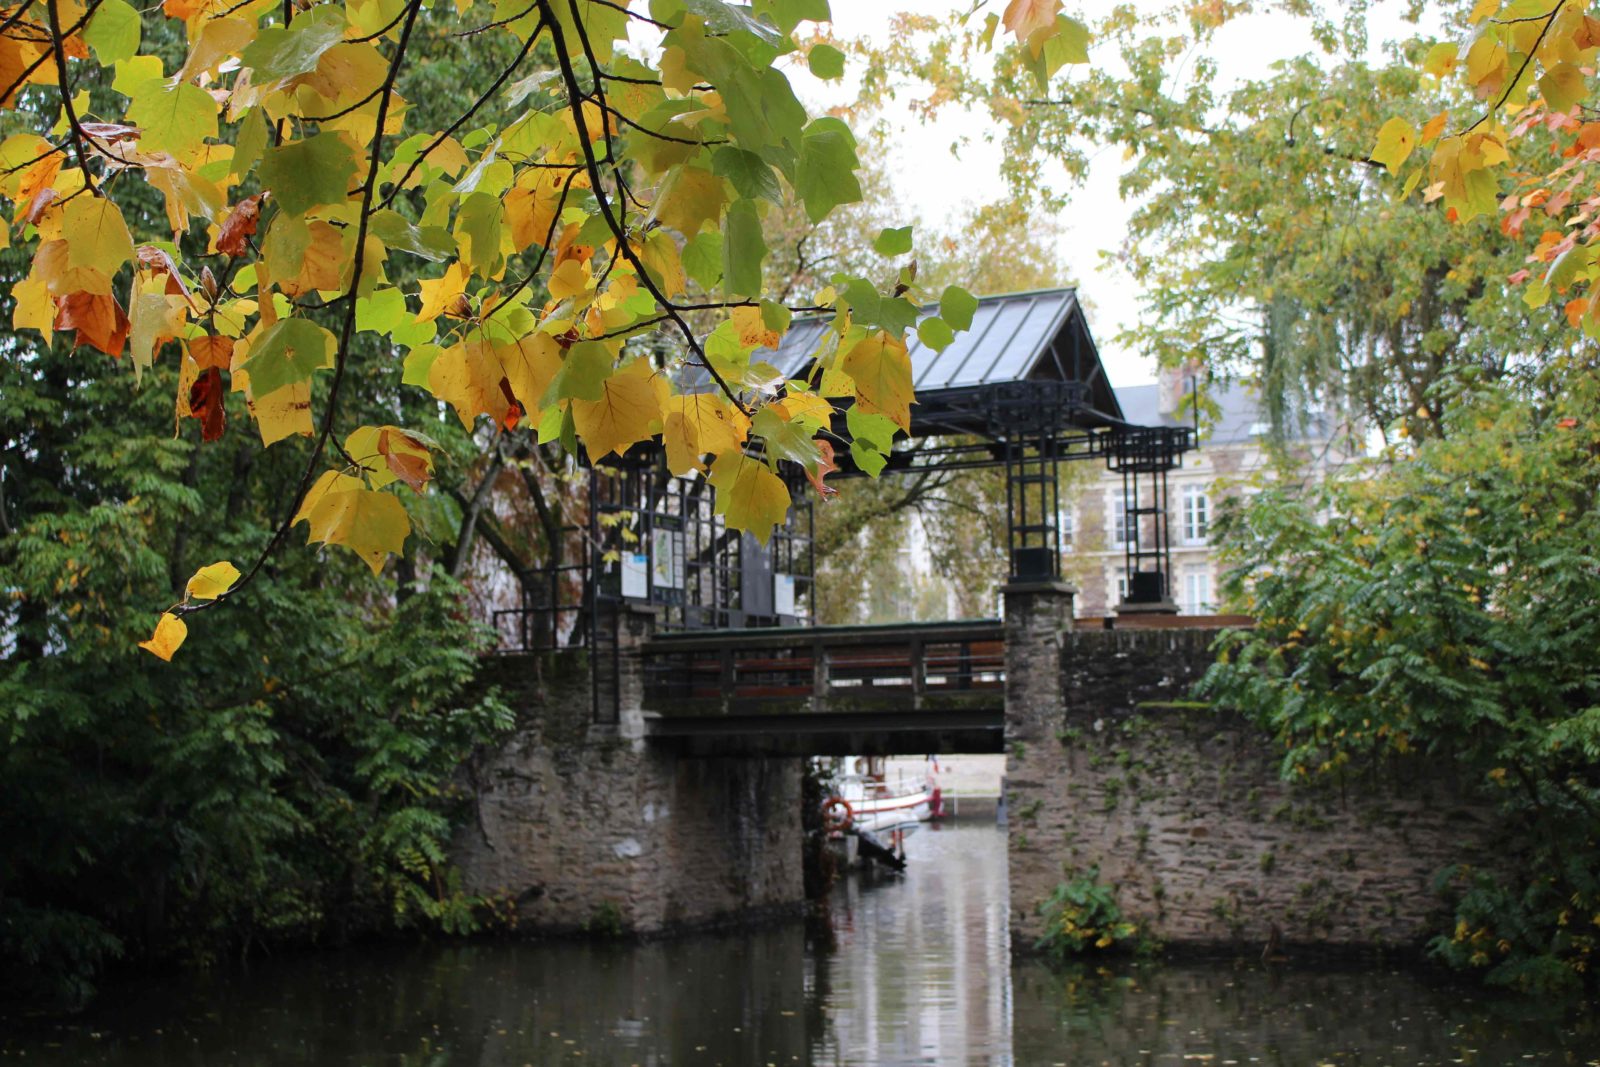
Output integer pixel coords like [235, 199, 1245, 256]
[1114, 567, 1129, 602]
[1181, 485, 1209, 545]
[1182, 565, 1212, 615]
[1060, 508, 1074, 547]
[1110, 492, 1129, 548]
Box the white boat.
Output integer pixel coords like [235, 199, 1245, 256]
[824, 756, 942, 836]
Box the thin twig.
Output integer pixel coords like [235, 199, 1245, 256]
[378, 13, 547, 208]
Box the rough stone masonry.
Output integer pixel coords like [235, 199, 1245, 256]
[1004, 583, 1498, 952]
[453, 606, 803, 936]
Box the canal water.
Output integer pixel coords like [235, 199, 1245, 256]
[5, 822, 1595, 1066]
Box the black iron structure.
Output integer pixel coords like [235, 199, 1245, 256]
[490, 289, 1197, 718]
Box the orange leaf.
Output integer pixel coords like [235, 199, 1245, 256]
[806, 438, 838, 500]
[186, 334, 235, 370]
[54, 291, 131, 357]
[137, 245, 198, 309]
[187, 366, 227, 442]
[216, 192, 266, 257]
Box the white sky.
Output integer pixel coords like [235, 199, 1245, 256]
[786, 2, 1436, 387]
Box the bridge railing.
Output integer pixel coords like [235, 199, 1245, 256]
[639, 619, 1006, 716]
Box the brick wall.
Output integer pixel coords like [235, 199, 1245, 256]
[454, 609, 803, 935]
[1005, 596, 1497, 952]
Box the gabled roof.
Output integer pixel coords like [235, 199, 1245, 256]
[757, 287, 1123, 436]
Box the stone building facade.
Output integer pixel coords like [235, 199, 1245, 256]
[1067, 371, 1359, 617]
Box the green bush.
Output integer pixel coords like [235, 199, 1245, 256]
[1035, 868, 1143, 962]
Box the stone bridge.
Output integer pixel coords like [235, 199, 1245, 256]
[455, 583, 1494, 953]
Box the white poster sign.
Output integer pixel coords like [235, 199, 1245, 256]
[622, 552, 649, 599]
[651, 528, 680, 589]
[774, 573, 796, 616]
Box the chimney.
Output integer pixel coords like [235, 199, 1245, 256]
[1157, 360, 1200, 417]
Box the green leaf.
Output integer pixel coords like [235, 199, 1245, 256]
[847, 406, 898, 453]
[917, 316, 955, 352]
[795, 117, 862, 223]
[683, 231, 724, 289]
[243, 318, 335, 397]
[232, 106, 269, 176]
[723, 198, 768, 299]
[358, 288, 436, 348]
[873, 225, 913, 257]
[454, 191, 505, 278]
[126, 80, 218, 161]
[260, 133, 359, 215]
[402, 342, 443, 388]
[940, 285, 978, 331]
[240, 5, 349, 83]
[808, 43, 845, 79]
[712, 146, 782, 202]
[549, 341, 614, 404]
[761, 299, 792, 335]
[84, 0, 141, 65]
[370, 210, 454, 262]
[751, 408, 821, 470]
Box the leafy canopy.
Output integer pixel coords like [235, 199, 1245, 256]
[5, 0, 1079, 656]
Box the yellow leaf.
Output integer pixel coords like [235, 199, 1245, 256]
[732, 305, 780, 349]
[505, 180, 562, 252]
[417, 261, 468, 322]
[708, 451, 790, 544]
[63, 196, 135, 276]
[293, 471, 411, 574]
[1423, 41, 1458, 79]
[841, 330, 914, 433]
[1539, 62, 1585, 113]
[571, 357, 666, 458]
[185, 560, 240, 600]
[1370, 117, 1416, 171]
[11, 274, 53, 341]
[275, 220, 349, 296]
[775, 391, 833, 429]
[1467, 0, 1498, 22]
[429, 339, 518, 429]
[548, 258, 593, 301]
[663, 392, 748, 457]
[139, 612, 188, 661]
[654, 165, 726, 237]
[346, 425, 434, 491]
[662, 411, 703, 475]
[497, 331, 564, 411]
[249, 381, 314, 446]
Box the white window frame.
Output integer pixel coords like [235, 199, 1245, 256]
[1181, 484, 1210, 546]
[1110, 491, 1128, 548]
[1114, 567, 1129, 602]
[1060, 507, 1075, 547]
[1182, 565, 1212, 615]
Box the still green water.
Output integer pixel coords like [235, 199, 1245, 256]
[5, 823, 1595, 1066]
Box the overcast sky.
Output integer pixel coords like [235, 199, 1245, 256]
[786, 2, 1436, 387]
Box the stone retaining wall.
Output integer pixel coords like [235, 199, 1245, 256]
[454, 611, 803, 935]
[1005, 592, 1497, 952]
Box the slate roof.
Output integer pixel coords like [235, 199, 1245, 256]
[755, 287, 1124, 433]
[1117, 381, 1337, 445]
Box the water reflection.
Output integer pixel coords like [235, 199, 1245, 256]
[4, 822, 1594, 1066]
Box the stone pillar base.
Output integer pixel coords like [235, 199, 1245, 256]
[1115, 597, 1180, 616]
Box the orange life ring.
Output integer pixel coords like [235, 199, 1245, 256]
[822, 795, 854, 831]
